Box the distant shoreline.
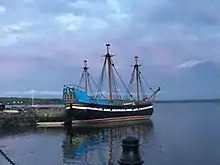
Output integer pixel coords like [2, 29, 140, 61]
[153, 98, 220, 103]
[0, 97, 220, 105]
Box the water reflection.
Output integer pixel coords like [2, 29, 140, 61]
[62, 120, 154, 165]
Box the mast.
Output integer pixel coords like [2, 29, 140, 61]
[105, 44, 113, 102]
[83, 60, 89, 92]
[134, 56, 140, 104]
[31, 89, 35, 106]
[97, 44, 133, 101]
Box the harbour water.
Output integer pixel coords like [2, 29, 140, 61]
[1, 102, 220, 165]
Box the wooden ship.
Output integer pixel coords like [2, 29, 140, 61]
[62, 44, 160, 124]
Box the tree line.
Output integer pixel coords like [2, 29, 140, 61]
[0, 97, 62, 105]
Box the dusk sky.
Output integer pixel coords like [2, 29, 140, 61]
[0, 0, 220, 100]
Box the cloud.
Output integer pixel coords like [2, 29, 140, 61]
[23, 0, 34, 3]
[0, 0, 220, 99]
[175, 60, 206, 69]
[56, 13, 109, 31]
[3, 25, 23, 33]
[55, 13, 86, 31]
[0, 5, 6, 14]
[0, 21, 35, 46]
[3, 22, 33, 33]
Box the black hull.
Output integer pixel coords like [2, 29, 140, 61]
[66, 103, 153, 124]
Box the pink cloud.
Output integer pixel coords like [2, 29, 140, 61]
[54, 43, 106, 73]
[147, 46, 175, 66]
[0, 58, 35, 80]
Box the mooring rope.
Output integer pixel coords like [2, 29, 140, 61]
[0, 148, 16, 165]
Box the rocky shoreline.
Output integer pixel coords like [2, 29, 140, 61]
[0, 108, 66, 129]
[0, 111, 37, 129]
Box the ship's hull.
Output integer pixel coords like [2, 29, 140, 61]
[65, 102, 153, 124]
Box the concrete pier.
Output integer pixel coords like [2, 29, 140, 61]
[36, 122, 64, 128]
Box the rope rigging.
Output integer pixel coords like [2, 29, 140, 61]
[96, 58, 107, 98]
[95, 52, 133, 101]
[139, 75, 147, 100]
[112, 65, 123, 100]
[129, 67, 135, 84]
[111, 62, 133, 99]
[88, 73, 109, 100]
[111, 67, 119, 99]
[126, 59, 156, 101]
[77, 59, 110, 100]
[78, 71, 85, 87]
[139, 71, 154, 92]
[76, 44, 158, 103]
[87, 74, 94, 94]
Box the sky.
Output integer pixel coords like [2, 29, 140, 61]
[0, 0, 220, 100]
